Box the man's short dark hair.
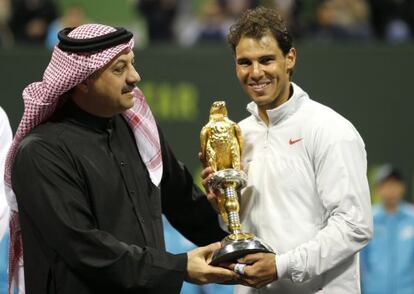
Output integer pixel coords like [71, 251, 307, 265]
[227, 6, 293, 55]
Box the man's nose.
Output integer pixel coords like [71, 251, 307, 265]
[250, 62, 263, 80]
[128, 67, 141, 84]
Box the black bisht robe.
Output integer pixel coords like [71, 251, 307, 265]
[11, 101, 226, 294]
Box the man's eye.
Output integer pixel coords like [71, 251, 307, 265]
[260, 57, 274, 64]
[113, 67, 125, 73]
[237, 60, 250, 66]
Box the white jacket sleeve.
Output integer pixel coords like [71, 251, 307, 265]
[0, 107, 12, 239]
[276, 122, 373, 282]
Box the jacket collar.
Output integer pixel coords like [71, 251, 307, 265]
[246, 82, 308, 126]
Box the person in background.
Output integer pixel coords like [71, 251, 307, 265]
[261, 0, 305, 39]
[313, 0, 372, 41]
[45, 3, 87, 49]
[9, 0, 58, 46]
[361, 164, 414, 294]
[0, 0, 13, 47]
[0, 107, 12, 293]
[367, 0, 414, 43]
[136, 0, 178, 43]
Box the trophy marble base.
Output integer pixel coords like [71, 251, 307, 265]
[210, 236, 274, 266]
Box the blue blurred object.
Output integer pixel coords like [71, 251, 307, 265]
[360, 203, 414, 294]
[162, 216, 234, 294]
[0, 232, 9, 294]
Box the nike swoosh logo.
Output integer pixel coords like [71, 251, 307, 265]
[289, 138, 303, 145]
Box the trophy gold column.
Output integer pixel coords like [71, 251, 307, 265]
[200, 101, 274, 265]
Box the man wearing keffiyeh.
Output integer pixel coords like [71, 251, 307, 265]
[4, 24, 237, 294]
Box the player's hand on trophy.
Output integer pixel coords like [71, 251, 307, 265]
[228, 252, 278, 289]
[199, 152, 220, 212]
[185, 242, 239, 284]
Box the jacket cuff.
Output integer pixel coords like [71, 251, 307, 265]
[275, 253, 289, 280]
[166, 252, 188, 292]
[148, 250, 188, 292]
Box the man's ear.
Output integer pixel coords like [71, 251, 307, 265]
[77, 79, 90, 93]
[286, 47, 296, 72]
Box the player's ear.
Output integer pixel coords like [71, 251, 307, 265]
[285, 48, 296, 72]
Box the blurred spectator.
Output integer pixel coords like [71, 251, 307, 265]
[313, 0, 372, 41]
[368, 0, 414, 43]
[45, 3, 87, 49]
[176, 0, 229, 46]
[0, 0, 13, 47]
[136, 0, 178, 43]
[0, 107, 13, 292]
[220, 0, 258, 19]
[196, 1, 229, 43]
[261, 0, 305, 38]
[9, 0, 58, 46]
[176, 0, 259, 47]
[360, 164, 414, 294]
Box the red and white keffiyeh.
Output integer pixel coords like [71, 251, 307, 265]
[4, 24, 162, 293]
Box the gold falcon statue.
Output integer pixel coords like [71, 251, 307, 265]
[200, 101, 243, 172]
[200, 101, 243, 226]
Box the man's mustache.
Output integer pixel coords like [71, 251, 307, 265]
[121, 84, 135, 94]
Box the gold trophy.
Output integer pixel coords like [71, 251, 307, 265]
[200, 101, 274, 265]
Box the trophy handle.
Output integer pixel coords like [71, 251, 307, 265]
[210, 169, 252, 239]
[217, 192, 229, 225]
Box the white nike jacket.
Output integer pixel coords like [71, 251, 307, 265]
[235, 83, 372, 294]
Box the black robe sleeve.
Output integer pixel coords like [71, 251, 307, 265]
[158, 128, 227, 246]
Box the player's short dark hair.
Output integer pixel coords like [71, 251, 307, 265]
[227, 6, 293, 55]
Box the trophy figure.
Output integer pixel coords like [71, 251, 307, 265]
[200, 101, 274, 266]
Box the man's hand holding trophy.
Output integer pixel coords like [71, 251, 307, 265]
[200, 101, 278, 288]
